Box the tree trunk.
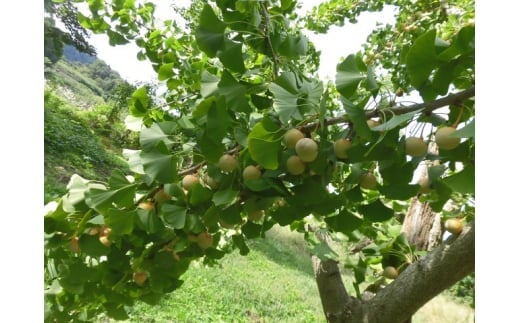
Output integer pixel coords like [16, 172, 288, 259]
[398, 157, 442, 323]
[313, 222, 475, 322]
[401, 152, 443, 252]
[402, 197, 441, 251]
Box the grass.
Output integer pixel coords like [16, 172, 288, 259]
[414, 294, 475, 322]
[48, 60, 105, 109]
[116, 226, 326, 323]
[43, 90, 130, 204]
[102, 225, 474, 323]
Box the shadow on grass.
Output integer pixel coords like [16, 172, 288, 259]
[247, 226, 315, 277]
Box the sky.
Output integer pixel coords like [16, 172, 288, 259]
[87, 1, 397, 83]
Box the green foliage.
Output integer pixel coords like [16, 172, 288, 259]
[447, 273, 475, 308]
[99, 226, 326, 322]
[44, 92, 108, 164]
[44, 90, 131, 204]
[305, 0, 475, 91]
[44, 0, 97, 63]
[44, 0, 475, 320]
[45, 53, 129, 106]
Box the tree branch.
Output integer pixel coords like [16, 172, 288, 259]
[177, 146, 240, 176]
[177, 87, 475, 179]
[178, 161, 206, 176]
[301, 86, 475, 133]
[353, 221, 475, 323]
[381, 85, 475, 117]
[312, 256, 358, 323]
[260, 2, 279, 77]
[310, 229, 358, 322]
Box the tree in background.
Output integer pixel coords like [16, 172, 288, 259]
[44, 0, 97, 64]
[44, 0, 474, 322]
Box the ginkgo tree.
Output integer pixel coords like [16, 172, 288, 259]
[44, 0, 475, 322]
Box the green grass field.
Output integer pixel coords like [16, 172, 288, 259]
[102, 225, 474, 323]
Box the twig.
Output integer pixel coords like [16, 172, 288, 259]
[260, 2, 279, 77]
[300, 86, 475, 133]
[178, 161, 206, 176]
[381, 86, 475, 117]
[177, 146, 241, 176]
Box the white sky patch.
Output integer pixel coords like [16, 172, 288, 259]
[77, 1, 191, 83]
[302, 5, 398, 81]
[85, 1, 397, 84]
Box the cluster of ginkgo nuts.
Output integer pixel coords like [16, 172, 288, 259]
[283, 128, 353, 175]
[69, 226, 113, 253]
[179, 126, 382, 198]
[404, 126, 461, 157]
[95, 226, 113, 247]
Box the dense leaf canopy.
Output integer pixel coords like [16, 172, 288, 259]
[44, 0, 474, 321]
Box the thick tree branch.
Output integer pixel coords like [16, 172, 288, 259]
[352, 221, 475, 323]
[311, 229, 359, 322]
[312, 256, 356, 323]
[301, 86, 475, 133]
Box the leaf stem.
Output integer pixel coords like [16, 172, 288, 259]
[73, 209, 94, 237]
[452, 104, 464, 128]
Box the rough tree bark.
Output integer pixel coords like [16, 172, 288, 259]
[399, 158, 442, 323]
[312, 256, 356, 323]
[312, 91, 475, 322]
[401, 146, 442, 252]
[402, 197, 441, 251]
[313, 222, 474, 322]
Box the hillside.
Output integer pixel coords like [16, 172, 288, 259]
[44, 46, 137, 203]
[44, 45, 127, 109]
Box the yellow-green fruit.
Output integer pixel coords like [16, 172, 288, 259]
[359, 172, 377, 189]
[101, 227, 112, 237]
[445, 218, 463, 235]
[333, 138, 352, 159]
[435, 127, 461, 150]
[204, 174, 219, 189]
[242, 165, 261, 181]
[417, 177, 431, 194]
[405, 137, 428, 157]
[286, 155, 306, 175]
[133, 271, 148, 286]
[182, 174, 199, 191]
[88, 226, 100, 236]
[69, 237, 81, 253]
[277, 198, 287, 207]
[247, 210, 264, 222]
[196, 232, 213, 249]
[217, 154, 238, 172]
[219, 220, 235, 229]
[367, 119, 381, 128]
[383, 266, 399, 279]
[154, 189, 171, 203]
[99, 235, 112, 247]
[138, 201, 154, 210]
[295, 138, 318, 162]
[283, 128, 304, 149]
